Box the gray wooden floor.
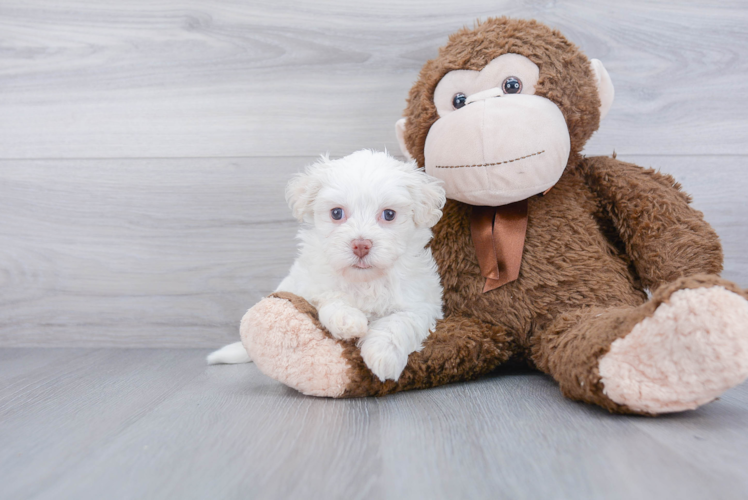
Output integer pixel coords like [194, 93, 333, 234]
[2, 348, 748, 500]
[3, 1, 748, 499]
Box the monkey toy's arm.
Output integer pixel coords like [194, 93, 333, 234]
[580, 156, 723, 289]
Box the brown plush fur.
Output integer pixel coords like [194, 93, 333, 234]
[531, 274, 746, 414]
[327, 18, 730, 413]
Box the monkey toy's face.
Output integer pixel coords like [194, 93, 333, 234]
[426, 53, 569, 206]
[396, 20, 614, 207]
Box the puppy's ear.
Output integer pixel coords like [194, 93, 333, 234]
[409, 166, 446, 228]
[286, 170, 322, 223]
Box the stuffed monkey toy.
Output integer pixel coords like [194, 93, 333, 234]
[240, 17, 748, 414]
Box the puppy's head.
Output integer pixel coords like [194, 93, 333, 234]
[287, 150, 445, 281]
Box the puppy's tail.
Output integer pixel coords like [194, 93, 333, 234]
[206, 342, 252, 365]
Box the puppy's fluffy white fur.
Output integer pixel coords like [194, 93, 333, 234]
[208, 150, 446, 382]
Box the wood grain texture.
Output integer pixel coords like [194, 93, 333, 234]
[1, 155, 745, 347]
[0, 0, 747, 158]
[0, 349, 203, 499]
[1, 348, 747, 500]
[0, 157, 303, 347]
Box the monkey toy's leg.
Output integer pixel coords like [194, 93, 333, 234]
[241, 292, 516, 398]
[531, 275, 748, 414]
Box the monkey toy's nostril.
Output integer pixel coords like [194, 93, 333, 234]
[351, 239, 373, 258]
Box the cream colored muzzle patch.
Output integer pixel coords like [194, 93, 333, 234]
[424, 94, 570, 206]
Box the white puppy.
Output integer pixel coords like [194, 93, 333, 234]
[208, 150, 446, 382]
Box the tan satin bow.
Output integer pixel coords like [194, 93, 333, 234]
[470, 200, 529, 293]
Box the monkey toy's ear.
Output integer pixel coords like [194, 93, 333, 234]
[395, 118, 414, 161]
[590, 59, 615, 121]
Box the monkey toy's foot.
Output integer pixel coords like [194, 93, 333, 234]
[599, 283, 748, 414]
[240, 292, 352, 397]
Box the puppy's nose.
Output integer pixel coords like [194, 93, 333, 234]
[351, 239, 372, 258]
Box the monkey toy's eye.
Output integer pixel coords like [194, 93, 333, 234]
[331, 207, 344, 220]
[502, 76, 522, 94]
[381, 209, 396, 222]
[452, 93, 467, 109]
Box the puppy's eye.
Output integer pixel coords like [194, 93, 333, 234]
[452, 93, 467, 109]
[502, 76, 522, 94]
[382, 209, 396, 222]
[331, 208, 344, 220]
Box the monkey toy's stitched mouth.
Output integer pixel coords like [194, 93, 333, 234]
[435, 150, 545, 169]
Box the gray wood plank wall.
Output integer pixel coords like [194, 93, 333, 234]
[1, 0, 747, 347]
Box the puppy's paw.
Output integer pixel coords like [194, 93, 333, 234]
[319, 305, 368, 340]
[359, 334, 408, 382]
